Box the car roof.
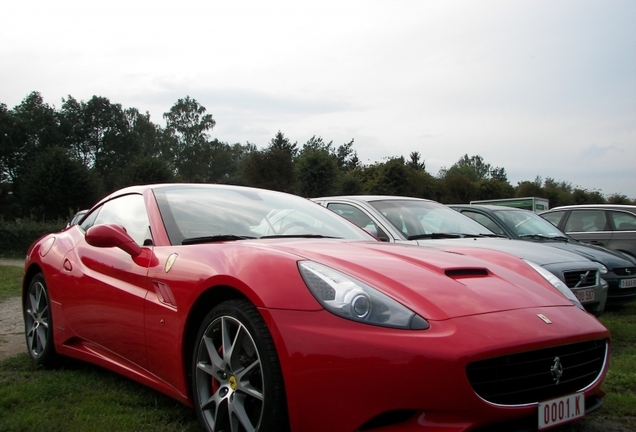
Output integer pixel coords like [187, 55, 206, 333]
[313, 195, 437, 203]
[451, 204, 528, 212]
[546, 204, 636, 212]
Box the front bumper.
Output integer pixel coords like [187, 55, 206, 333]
[262, 305, 610, 432]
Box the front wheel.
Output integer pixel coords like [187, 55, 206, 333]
[24, 273, 59, 366]
[192, 299, 289, 432]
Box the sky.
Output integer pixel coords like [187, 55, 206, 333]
[1, 0, 635, 199]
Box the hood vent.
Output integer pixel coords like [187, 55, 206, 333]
[445, 268, 489, 279]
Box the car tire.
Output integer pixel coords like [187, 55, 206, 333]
[24, 273, 59, 367]
[192, 299, 289, 432]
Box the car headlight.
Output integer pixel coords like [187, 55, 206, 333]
[298, 261, 429, 330]
[523, 260, 585, 311]
[594, 263, 608, 275]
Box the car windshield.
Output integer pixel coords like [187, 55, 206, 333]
[369, 200, 494, 238]
[153, 185, 375, 245]
[494, 209, 568, 239]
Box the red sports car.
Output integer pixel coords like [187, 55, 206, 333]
[23, 184, 610, 432]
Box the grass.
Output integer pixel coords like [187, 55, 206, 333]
[0, 356, 200, 432]
[0, 266, 635, 430]
[0, 265, 22, 302]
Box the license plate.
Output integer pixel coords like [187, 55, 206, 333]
[620, 278, 636, 288]
[538, 392, 585, 429]
[574, 288, 594, 303]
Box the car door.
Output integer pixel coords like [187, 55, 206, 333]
[562, 209, 613, 248]
[62, 193, 153, 367]
[606, 210, 636, 258]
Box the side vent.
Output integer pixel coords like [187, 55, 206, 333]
[445, 268, 489, 279]
[153, 281, 177, 309]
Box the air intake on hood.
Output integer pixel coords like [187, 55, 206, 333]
[445, 268, 489, 279]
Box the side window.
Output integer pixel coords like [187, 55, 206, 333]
[462, 211, 505, 235]
[79, 208, 100, 232]
[327, 203, 389, 241]
[92, 194, 152, 246]
[610, 211, 636, 231]
[564, 210, 607, 232]
[541, 211, 565, 228]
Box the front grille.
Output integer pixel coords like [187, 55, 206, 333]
[613, 267, 636, 277]
[563, 269, 597, 288]
[466, 340, 607, 405]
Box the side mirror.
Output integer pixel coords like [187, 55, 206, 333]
[86, 224, 142, 257]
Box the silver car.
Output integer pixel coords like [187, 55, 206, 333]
[313, 196, 608, 316]
[541, 204, 636, 260]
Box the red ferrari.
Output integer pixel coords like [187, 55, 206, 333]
[23, 184, 610, 432]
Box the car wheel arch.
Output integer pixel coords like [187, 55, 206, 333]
[182, 285, 255, 399]
[22, 263, 44, 301]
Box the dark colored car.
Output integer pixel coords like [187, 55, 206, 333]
[540, 205, 636, 261]
[451, 204, 636, 307]
[23, 184, 610, 432]
[65, 209, 88, 228]
[313, 195, 608, 316]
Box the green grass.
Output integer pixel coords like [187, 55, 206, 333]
[0, 265, 22, 302]
[0, 356, 200, 432]
[1, 265, 635, 430]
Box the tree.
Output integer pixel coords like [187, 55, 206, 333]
[11, 91, 62, 151]
[268, 131, 298, 159]
[606, 193, 632, 205]
[163, 96, 216, 180]
[515, 179, 544, 198]
[440, 172, 477, 203]
[449, 154, 491, 181]
[336, 139, 358, 172]
[59, 95, 89, 165]
[6, 92, 62, 188]
[83, 96, 129, 171]
[476, 178, 514, 201]
[124, 107, 162, 159]
[117, 156, 175, 188]
[19, 147, 102, 220]
[241, 134, 296, 193]
[407, 151, 425, 171]
[295, 144, 339, 197]
[366, 157, 415, 196]
[0, 103, 18, 184]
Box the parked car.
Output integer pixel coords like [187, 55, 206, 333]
[313, 196, 608, 316]
[65, 209, 88, 228]
[540, 204, 636, 261]
[451, 204, 636, 306]
[24, 184, 609, 432]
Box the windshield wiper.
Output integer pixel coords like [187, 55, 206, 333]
[260, 234, 341, 239]
[519, 234, 569, 242]
[407, 233, 462, 240]
[182, 235, 256, 245]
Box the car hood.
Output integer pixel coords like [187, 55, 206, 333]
[261, 239, 574, 321]
[531, 240, 635, 268]
[412, 237, 601, 269]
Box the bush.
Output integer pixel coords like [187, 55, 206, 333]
[0, 217, 65, 258]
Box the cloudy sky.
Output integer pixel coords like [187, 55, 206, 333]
[2, 0, 635, 198]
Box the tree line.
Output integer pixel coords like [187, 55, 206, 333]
[1, 91, 633, 222]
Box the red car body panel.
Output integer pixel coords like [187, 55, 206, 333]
[23, 185, 610, 431]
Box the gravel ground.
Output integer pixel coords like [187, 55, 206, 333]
[0, 259, 25, 360]
[0, 296, 25, 361]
